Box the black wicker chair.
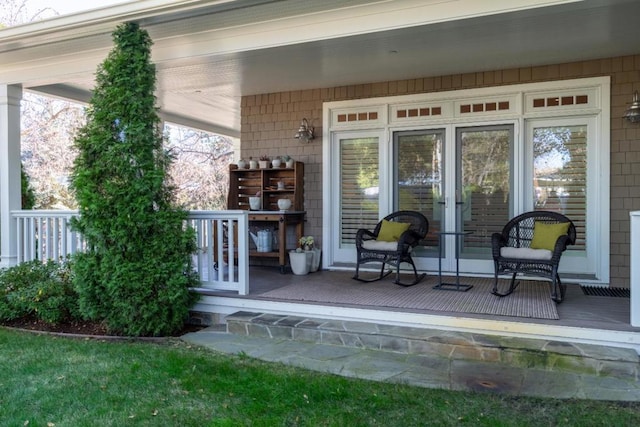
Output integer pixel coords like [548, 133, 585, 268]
[491, 210, 576, 303]
[353, 211, 429, 286]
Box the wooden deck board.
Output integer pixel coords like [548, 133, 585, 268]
[211, 266, 637, 333]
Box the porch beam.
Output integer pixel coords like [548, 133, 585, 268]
[0, 84, 22, 267]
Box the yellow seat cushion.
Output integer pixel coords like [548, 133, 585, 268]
[377, 219, 411, 242]
[530, 221, 570, 251]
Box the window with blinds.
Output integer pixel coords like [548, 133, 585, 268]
[533, 125, 587, 250]
[339, 137, 379, 246]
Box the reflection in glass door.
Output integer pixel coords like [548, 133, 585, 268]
[393, 130, 444, 255]
[457, 125, 512, 258]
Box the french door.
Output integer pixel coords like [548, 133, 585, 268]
[331, 125, 513, 273]
[393, 125, 513, 273]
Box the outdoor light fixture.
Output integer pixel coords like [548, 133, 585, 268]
[624, 90, 640, 123]
[294, 118, 314, 142]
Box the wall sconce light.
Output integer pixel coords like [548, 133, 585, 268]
[624, 90, 640, 123]
[294, 118, 314, 142]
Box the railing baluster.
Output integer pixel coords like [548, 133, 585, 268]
[9, 210, 249, 294]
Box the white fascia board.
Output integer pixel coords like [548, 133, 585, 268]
[0, 1, 235, 42]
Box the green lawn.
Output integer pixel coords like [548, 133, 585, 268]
[1, 329, 639, 426]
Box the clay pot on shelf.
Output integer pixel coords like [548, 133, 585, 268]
[249, 196, 261, 210]
[277, 198, 291, 211]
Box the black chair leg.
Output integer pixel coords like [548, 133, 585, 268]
[492, 272, 520, 297]
[353, 260, 392, 283]
[550, 274, 565, 303]
[393, 258, 426, 286]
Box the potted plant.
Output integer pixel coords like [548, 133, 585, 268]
[259, 155, 270, 169]
[289, 247, 311, 275]
[249, 156, 258, 170]
[237, 158, 247, 169]
[282, 154, 294, 168]
[249, 190, 261, 210]
[271, 156, 282, 168]
[299, 236, 321, 272]
[299, 235, 314, 251]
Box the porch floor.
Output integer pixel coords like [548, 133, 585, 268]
[204, 266, 638, 333]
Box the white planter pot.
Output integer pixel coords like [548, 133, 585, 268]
[249, 196, 261, 210]
[237, 160, 247, 169]
[286, 159, 295, 168]
[259, 160, 269, 169]
[249, 160, 258, 169]
[307, 248, 321, 272]
[277, 198, 291, 211]
[272, 158, 282, 168]
[289, 250, 311, 275]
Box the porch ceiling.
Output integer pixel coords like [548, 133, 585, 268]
[1, 0, 639, 138]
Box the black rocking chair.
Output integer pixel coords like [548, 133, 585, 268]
[491, 210, 576, 303]
[353, 211, 429, 286]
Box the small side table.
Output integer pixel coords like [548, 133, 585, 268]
[433, 231, 473, 292]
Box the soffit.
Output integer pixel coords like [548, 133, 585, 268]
[0, 0, 638, 138]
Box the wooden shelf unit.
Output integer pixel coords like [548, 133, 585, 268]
[227, 161, 305, 273]
[227, 161, 304, 211]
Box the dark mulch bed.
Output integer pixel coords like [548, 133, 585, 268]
[1, 316, 205, 338]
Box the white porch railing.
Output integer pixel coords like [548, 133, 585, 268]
[188, 210, 249, 295]
[10, 209, 250, 295]
[13, 210, 86, 262]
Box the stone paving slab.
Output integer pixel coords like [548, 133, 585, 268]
[181, 328, 640, 401]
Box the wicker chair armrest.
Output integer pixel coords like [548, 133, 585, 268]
[397, 229, 422, 247]
[491, 232, 507, 258]
[550, 234, 572, 260]
[355, 228, 377, 247]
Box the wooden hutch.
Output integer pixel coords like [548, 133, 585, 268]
[227, 161, 305, 272]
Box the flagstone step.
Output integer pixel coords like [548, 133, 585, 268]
[225, 311, 639, 381]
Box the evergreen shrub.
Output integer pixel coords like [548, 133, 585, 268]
[70, 22, 199, 336]
[0, 259, 80, 324]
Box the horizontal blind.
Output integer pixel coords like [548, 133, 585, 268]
[533, 125, 586, 250]
[340, 137, 379, 246]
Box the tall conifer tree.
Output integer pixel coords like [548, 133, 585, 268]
[70, 22, 198, 336]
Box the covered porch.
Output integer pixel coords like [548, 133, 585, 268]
[1, 0, 640, 360]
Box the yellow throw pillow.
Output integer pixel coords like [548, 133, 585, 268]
[530, 221, 570, 251]
[377, 219, 411, 242]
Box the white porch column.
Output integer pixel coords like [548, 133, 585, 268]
[630, 211, 640, 327]
[0, 84, 22, 267]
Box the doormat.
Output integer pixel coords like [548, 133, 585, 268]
[260, 275, 559, 320]
[580, 286, 630, 298]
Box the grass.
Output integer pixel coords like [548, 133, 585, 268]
[1, 329, 639, 426]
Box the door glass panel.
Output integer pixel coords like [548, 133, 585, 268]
[458, 126, 512, 257]
[533, 125, 586, 250]
[393, 130, 443, 253]
[339, 137, 379, 247]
